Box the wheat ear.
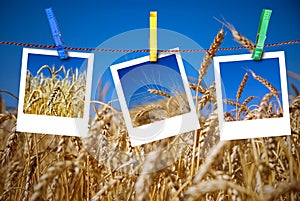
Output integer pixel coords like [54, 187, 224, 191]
[189, 83, 206, 94]
[134, 104, 165, 126]
[236, 73, 248, 102]
[4, 161, 21, 200]
[256, 93, 273, 118]
[47, 86, 61, 116]
[247, 69, 281, 109]
[236, 72, 248, 119]
[215, 17, 254, 52]
[223, 99, 242, 107]
[0, 126, 18, 167]
[248, 69, 278, 95]
[57, 136, 69, 159]
[237, 95, 256, 116]
[0, 113, 12, 125]
[224, 112, 235, 121]
[147, 89, 170, 98]
[198, 28, 224, 85]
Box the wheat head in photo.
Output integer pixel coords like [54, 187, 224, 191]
[0, 23, 299, 201]
[223, 69, 283, 122]
[129, 89, 190, 127]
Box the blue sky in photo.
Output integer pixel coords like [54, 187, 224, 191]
[220, 58, 282, 114]
[27, 53, 87, 78]
[0, 0, 300, 108]
[117, 54, 186, 110]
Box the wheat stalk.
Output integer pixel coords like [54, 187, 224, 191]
[0, 92, 3, 113]
[30, 161, 76, 201]
[92, 178, 120, 201]
[198, 28, 224, 85]
[190, 140, 230, 187]
[3, 161, 21, 200]
[135, 139, 170, 201]
[235, 72, 248, 119]
[1, 126, 18, 167]
[23, 155, 38, 201]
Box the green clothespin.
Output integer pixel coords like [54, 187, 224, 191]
[252, 9, 272, 60]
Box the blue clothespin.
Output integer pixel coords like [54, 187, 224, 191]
[252, 9, 272, 60]
[45, 8, 68, 59]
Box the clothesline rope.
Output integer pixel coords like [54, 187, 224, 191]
[0, 40, 299, 52]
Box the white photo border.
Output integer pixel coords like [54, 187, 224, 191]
[214, 51, 291, 141]
[16, 48, 94, 137]
[110, 48, 200, 146]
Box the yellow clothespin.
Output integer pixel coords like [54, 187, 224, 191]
[149, 11, 157, 62]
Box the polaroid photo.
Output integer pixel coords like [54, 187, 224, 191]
[110, 48, 199, 146]
[17, 48, 94, 137]
[214, 51, 291, 141]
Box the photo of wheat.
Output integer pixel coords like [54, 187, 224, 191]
[115, 54, 191, 127]
[219, 58, 283, 122]
[0, 24, 300, 201]
[23, 53, 87, 118]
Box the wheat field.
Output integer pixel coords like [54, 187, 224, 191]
[23, 65, 86, 118]
[0, 25, 300, 201]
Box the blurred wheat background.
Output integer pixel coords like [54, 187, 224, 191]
[0, 23, 299, 201]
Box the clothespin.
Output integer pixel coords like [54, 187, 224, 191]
[45, 8, 68, 59]
[149, 11, 157, 62]
[252, 9, 272, 60]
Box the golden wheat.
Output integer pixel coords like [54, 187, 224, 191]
[0, 24, 299, 201]
[133, 104, 166, 127]
[198, 28, 224, 85]
[189, 83, 205, 94]
[24, 65, 86, 118]
[215, 17, 255, 52]
[147, 89, 171, 98]
[236, 72, 248, 102]
[223, 68, 284, 121]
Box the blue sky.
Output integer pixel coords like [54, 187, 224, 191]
[27, 53, 87, 78]
[0, 0, 300, 108]
[220, 58, 282, 114]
